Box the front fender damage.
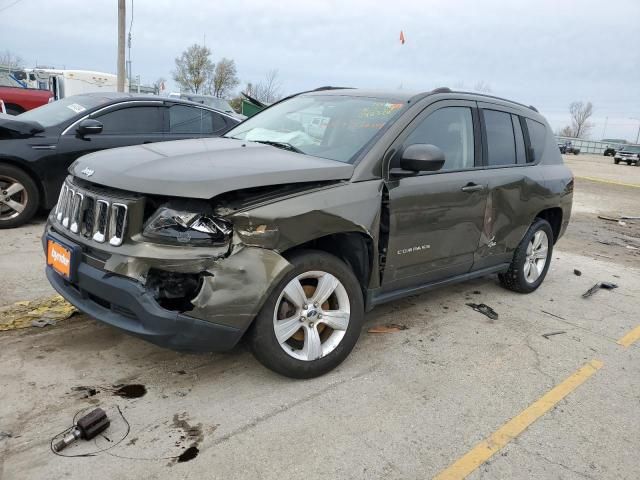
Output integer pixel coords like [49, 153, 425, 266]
[98, 180, 382, 334]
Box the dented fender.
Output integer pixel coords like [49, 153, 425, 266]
[188, 246, 293, 331]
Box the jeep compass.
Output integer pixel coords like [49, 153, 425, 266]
[44, 87, 573, 378]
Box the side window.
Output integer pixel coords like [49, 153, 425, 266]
[403, 107, 475, 171]
[525, 118, 546, 163]
[483, 109, 516, 166]
[96, 106, 163, 134]
[210, 112, 228, 133]
[512, 115, 526, 164]
[170, 106, 228, 134]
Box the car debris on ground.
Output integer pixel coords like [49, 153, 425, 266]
[466, 303, 499, 320]
[574, 269, 582, 276]
[0, 295, 76, 331]
[368, 324, 409, 333]
[542, 331, 566, 339]
[582, 282, 618, 298]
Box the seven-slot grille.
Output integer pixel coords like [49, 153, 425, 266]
[54, 183, 128, 246]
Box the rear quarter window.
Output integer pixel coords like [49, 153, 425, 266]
[525, 118, 547, 163]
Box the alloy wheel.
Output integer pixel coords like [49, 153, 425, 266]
[0, 175, 28, 221]
[524, 230, 549, 283]
[273, 270, 350, 361]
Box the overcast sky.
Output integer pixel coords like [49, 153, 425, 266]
[3, 0, 639, 140]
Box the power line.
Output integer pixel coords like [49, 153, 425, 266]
[0, 0, 23, 13]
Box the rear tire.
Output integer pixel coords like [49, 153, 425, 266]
[499, 218, 553, 294]
[614, 159, 620, 164]
[248, 249, 364, 379]
[0, 164, 40, 229]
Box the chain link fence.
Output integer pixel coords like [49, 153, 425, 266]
[555, 136, 628, 155]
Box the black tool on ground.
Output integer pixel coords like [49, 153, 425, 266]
[53, 408, 110, 452]
[582, 282, 618, 298]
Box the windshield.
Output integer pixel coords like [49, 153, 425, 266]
[621, 146, 640, 153]
[17, 95, 111, 128]
[225, 95, 405, 163]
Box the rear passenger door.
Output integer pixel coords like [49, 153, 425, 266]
[472, 103, 547, 270]
[167, 104, 232, 140]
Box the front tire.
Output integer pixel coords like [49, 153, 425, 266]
[614, 159, 620, 164]
[499, 218, 553, 293]
[248, 250, 364, 379]
[0, 164, 40, 229]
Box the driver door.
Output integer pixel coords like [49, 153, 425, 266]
[382, 100, 488, 292]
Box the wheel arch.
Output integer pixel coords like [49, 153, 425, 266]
[535, 207, 563, 244]
[281, 231, 375, 297]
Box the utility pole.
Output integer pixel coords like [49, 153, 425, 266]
[117, 0, 126, 92]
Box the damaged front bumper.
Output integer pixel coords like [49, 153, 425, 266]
[44, 225, 293, 352]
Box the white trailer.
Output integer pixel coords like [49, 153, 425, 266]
[24, 69, 129, 100]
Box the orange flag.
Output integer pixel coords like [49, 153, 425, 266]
[399, 30, 406, 44]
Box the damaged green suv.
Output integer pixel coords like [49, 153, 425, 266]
[44, 88, 573, 378]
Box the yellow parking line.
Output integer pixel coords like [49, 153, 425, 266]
[617, 326, 640, 348]
[575, 176, 640, 189]
[433, 359, 603, 480]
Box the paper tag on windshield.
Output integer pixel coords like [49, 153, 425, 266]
[66, 103, 86, 114]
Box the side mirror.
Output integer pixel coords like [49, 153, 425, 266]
[395, 144, 446, 174]
[76, 119, 103, 136]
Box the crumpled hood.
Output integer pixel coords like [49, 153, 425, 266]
[69, 137, 354, 198]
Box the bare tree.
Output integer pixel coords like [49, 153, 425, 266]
[0, 50, 23, 69]
[568, 101, 594, 138]
[173, 44, 214, 94]
[252, 70, 282, 103]
[558, 125, 574, 137]
[210, 58, 239, 98]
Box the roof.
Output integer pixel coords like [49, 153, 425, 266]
[299, 87, 539, 114]
[69, 92, 238, 119]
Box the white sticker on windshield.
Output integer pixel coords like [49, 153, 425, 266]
[66, 103, 86, 114]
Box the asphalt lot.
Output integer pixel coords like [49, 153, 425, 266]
[1, 154, 639, 480]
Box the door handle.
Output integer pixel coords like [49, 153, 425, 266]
[461, 183, 485, 193]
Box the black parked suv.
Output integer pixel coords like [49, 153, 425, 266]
[613, 146, 640, 166]
[44, 87, 573, 378]
[558, 140, 580, 155]
[0, 93, 240, 228]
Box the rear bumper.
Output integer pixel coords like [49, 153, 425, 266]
[46, 262, 243, 352]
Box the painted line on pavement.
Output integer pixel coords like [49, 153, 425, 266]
[617, 326, 640, 348]
[433, 359, 604, 480]
[575, 176, 640, 189]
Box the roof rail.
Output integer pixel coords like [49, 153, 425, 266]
[431, 87, 452, 94]
[312, 86, 354, 92]
[528, 105, 539, 112]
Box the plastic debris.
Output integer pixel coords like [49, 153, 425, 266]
[597, 215, 619, 222]
[582, 282, 618, 298]
[466, 303, 498, 320]
[368, 324, 408, 333]
[0, 295, 77, 331]
[542, 331, 566, 339]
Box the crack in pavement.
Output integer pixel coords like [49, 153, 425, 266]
[514, 442, 598, 480]
[523, 335, 556, 385]
[211, 363, 380, 446]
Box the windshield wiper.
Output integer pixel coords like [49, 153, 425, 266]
[254, 140, 303, 154]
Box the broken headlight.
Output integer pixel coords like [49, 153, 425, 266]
[143, 207, 232, 246]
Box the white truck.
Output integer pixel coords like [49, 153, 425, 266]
[23, 69, 128, 100]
